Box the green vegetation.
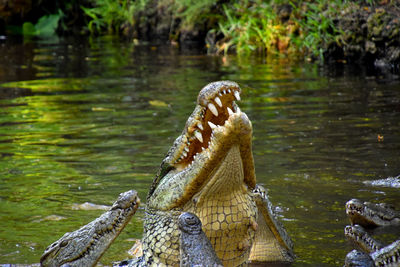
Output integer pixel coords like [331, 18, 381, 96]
[81, 0, 138, 34]
[3, 0, 388, 60]
[78, 0, 350, 59]
[23, 10, 64, 37]
[218, 0, 281, 54]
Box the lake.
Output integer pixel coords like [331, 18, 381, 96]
[0, 36, 399, 266]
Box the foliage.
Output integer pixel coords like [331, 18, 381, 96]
[291, 1, 343, 60]
[76, 0, 352, 59]
[218, 0, 282, 54]
[22, 10, 64, 37]
[171, 0, 220, 30]
[215, 0, 344, 59]
[81, 0, 138, 34]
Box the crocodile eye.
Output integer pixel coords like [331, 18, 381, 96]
[60, 240, 69, 247]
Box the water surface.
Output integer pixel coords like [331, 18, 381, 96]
[0, 36, 399, 266]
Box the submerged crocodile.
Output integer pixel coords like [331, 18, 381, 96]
[40, 81, 294, 266]
[344, 199, 400, 267]
[41, 190, 140, 267]
[346, 199, 400, 228]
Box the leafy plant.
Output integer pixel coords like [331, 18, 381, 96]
[291, 1, 342, 60]
[22, 9, 64, 36]
[218, 0, 283, 55]
[81, 0, 137, 34]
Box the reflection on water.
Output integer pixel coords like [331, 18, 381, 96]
[0, 36, 399, 266]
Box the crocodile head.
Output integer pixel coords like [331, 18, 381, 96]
[345, 224, 383, 253]
[344, 224, 400, 267]
[41, 190, 140, 267]
[346, 199, 400, 227]
[145, 81, 258, 266]
[148, 80, 255, 208]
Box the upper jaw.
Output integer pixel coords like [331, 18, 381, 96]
[169, 80, 243, 170]
[148, 81, 256, 210]
[346, 199, 397, 226]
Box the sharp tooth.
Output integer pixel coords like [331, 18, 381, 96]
[234, 91, 241, 101]
[223, 90, 227, 94]
[202, 147, 205, 151]
[194, 131, 203, 143]
[208, 121, 217, 129]
[208, 103, 218, 116]
[184, 146, 189, 152]
[228, 89, 231, 93]
[182, 151, 187, 157]
[214, 96, 223, 107]
[197, 122, 203, 130]
[236, 106, 241, 113]
[227, 107, 233, 115]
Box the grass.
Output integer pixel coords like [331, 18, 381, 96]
[81, 0, 138, 34]
[78, 0, 358, 60]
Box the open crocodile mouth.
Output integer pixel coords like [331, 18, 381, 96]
[346, 199, 397, 226]
[346, 199, 364, 216]
[345, 225, 381, 253]
[172, 81, 242, 170]
[148, 81, 256, 210]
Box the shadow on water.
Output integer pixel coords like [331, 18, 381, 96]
[0, 36, 399, 266]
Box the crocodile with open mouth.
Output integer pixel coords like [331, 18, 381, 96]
[39, 81, 294, 267]
[137, 80, 294, 266]
[344, 199, 400, 267]
[346, 199, 400, 228]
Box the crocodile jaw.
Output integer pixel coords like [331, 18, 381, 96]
[40, 190, 140, 267]
[345, 225, 382, 253]
[148, 81, 255, 210]
[145, 81, 257, 266]
[346, 199, 400, 227]
[148, 111, 255, 210]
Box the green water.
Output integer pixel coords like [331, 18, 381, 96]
[0, 37, 399, 266]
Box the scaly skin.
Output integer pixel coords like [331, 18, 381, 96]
[250, 185, 294, 263]
[38, 81, 293, 267]
[345, 226, 400, 267]
[345, 200, 400, 267]
[40, 190, 140, 267]
[141, 81, 294, 266]
[178, 212, 223, 267]
[345, 250, 375, 267]
[345, 225, 383, 253]
[371, 240, 400, 267]
[346, 199, 400, 227]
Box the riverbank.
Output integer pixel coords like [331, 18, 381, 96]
[1, 0, 399, 71]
